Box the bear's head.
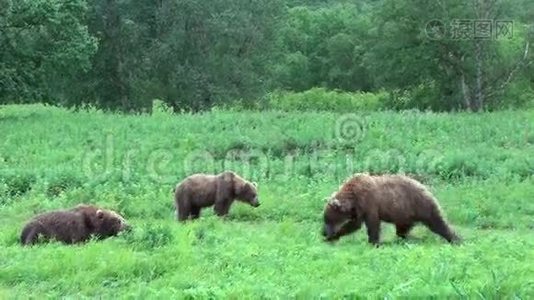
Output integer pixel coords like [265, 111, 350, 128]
[321, 194, 356, 241]
[77, 206, 130, 239]
[235, 179, 260, 207]
[94, 209, 130, 238]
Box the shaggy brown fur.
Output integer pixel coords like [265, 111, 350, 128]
[174, 171, 260, 221]
[322, 173, 460, 246]
[20, 204, 130, 246]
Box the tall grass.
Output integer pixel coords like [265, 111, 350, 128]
[0, 104, 533, 298]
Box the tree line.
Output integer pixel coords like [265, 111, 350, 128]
[1, 0, 533, 112]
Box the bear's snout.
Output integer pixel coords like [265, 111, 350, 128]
[250, 197, 260, 207]
[322, 224, 334, 239]
[121, 222, 132, 232]
[113, 213, 131, 232]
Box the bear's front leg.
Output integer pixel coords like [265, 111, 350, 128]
[364, 212, 381, 246]
[214, 199, 230, 217]
[176, 197, 192, 222]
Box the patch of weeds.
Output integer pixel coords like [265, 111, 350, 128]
[0, 172, 36, 198]
[125, 224, 174, 250]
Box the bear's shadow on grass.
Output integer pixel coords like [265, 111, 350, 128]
[334, 235, 436, 247]
[383, 234, 461, 247]
[384, 236, 427, 246]
[219, 213, 265, 223]
[225, 215, 262, 223]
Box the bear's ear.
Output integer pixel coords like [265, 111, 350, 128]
[328, 198, 341, 209]
[328, 198, 351, 213]
[96, 209, 105, 219]
[252, 181, 258, 188]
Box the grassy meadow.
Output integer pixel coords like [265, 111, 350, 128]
[0, 104, 533, 298]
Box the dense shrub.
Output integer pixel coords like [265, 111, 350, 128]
[384, 81, 443, 111]
[125, 223, 174, 250]
[498, 79, 534, 110]
[267, 88, 388, 112]
[0, 171, 36, 198]
[45, 172, 84, 198]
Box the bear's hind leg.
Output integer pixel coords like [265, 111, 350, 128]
[21, 226, 39, 245]
[21, 223, 48, 245]
[422, 213, 458, 243]
[395, 223, 414, 239]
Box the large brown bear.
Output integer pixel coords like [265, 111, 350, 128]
[322, 173, 460, 246]
[20, 204, 131, 245]
[174, 171, 260, 221]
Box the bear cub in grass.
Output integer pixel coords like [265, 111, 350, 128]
[20, 204, 130, 245]
[322, 173, 460, 246]
[174, 171, 260, 221]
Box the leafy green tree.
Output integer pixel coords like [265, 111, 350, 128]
[274, 3, 375, 92]
[2, 0, 533, 112]
[366, 0, 533, 111]
[0, 0, 96, 103]
[69, 0, 284, 112]
[148, 0, 285, 111]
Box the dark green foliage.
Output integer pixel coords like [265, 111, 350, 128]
[0, 106, 533, 297]
[273, 3, 375, 92]
[63, 0, 285, 112]
[367, 0, 534, 111]
[45, 175, 83, 198]
[0, 0, 97, 103]
[267, 88, 388, 111]
[0, 171, 36, 198]
[125, 223, 174, 250]
[1, 0, 533, 112]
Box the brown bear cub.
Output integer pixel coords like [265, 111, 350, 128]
[322, 173, 460, 246]
[174, 171, 260, 221]
[20, 204, 130, 246]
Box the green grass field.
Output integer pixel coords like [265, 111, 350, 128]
[1, 104, 533, 298]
